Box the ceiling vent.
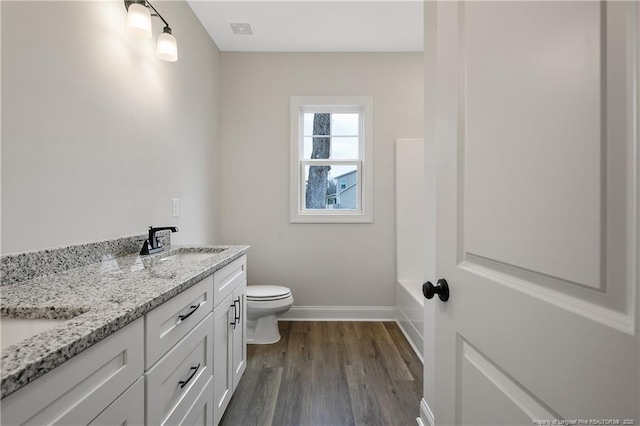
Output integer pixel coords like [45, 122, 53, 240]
[229, 23, 253, 36]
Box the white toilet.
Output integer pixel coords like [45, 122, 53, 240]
[245, 285, 293, 344]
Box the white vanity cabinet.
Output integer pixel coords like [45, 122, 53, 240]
[1, 317, 144, 426]
[2, 254, 247, 426]
[212, 255, 247, 425]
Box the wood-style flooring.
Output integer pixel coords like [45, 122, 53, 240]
[220, 321, 423, 426]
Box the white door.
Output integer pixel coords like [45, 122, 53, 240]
[428, 2, 640, 425]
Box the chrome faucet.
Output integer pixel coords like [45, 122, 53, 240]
[140, 226, 179, 255]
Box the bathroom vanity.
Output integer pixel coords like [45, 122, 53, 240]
[0, 234, 248, 426]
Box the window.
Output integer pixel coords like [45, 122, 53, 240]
[290, 96, 373, 223]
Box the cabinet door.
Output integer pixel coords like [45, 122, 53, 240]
[231, 279, 247, 391]
[89, 377, 144, 426]
[213, 293, 234, 426]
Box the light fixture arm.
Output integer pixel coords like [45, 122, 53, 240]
[145, 1, 170, 29]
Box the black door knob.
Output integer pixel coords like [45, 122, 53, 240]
[423, 279, 450, 302]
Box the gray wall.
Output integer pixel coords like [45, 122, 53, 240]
[219, 53, 424, 308]
[1, 1, 220, 253]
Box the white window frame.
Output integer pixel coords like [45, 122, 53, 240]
[290, 96, 373, 223]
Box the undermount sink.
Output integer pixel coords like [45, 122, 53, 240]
[160, 248, 228, 262]
[162, 252, 216, 262]
[1, 318, 67, 350]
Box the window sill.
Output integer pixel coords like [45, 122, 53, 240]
[290, 211, 373, 224]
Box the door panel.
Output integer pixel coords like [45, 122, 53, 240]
[459, 338, 556, 425]
[464, 1, 603, 290]
[432, 2, 639, 425]
[458, 1, 634, 325]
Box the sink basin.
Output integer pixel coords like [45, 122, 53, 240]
[1, 318, 67, 350]
[162, 252, 216, 261]
[160, 248, 227, 262]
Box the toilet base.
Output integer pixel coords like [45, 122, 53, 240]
[247, 315, 281, 344]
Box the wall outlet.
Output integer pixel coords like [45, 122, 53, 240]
[172, 198, 180, 217]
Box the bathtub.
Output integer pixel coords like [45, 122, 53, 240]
[396, 279, 424, 361]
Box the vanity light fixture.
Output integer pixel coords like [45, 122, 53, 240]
[124, 0, 178, 62]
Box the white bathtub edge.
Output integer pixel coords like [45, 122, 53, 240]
[397, 307, 424, 362]
[396, 279, 425, 361]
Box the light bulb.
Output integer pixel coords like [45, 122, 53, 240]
[126, 3, 152, 39]
[157, 28, 178, 62]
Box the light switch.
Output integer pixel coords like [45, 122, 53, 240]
[172, 198, 180, 217]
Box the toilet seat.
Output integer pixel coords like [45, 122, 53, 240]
[246, 285, 291, 301]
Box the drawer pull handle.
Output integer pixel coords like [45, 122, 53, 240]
[230, 302, 237, 329]
[178, 363, 200, 389]
[234, 298, 241, 324]
[178, 303, 201, 322]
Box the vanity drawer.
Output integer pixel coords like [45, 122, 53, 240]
[146, 312, 213, 426]
[146, 275, 213, 368]
[165, 376, 213, 426]
[89, 377, 144, 426]
[213, 255, 246, 308]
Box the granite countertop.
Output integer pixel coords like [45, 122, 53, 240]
[0, 244, 249, 399]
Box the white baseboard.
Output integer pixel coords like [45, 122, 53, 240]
[278, 306, 396, 321]
[420, 398, 435, 426]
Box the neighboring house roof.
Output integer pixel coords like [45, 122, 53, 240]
[332, 169, 357, 180]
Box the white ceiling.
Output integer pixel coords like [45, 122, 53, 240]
[186, 1, 423, 52]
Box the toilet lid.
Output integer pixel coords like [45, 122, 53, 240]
[246, 285, 291, 300]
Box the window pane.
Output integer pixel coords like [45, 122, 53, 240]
[331, 113, 359, 136]
[303, 137, 359, 160]
[303, 113, 314, 136]
[331, 137, 359, 159]
[303, 136, 332, 160]
[304, 113, 359, 136]
[303, 137, 312, 159]
[303, 112, 331, 136]
[304, 164, 358, 210]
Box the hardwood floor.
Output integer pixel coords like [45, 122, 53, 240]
[220, 321, 423, 426]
